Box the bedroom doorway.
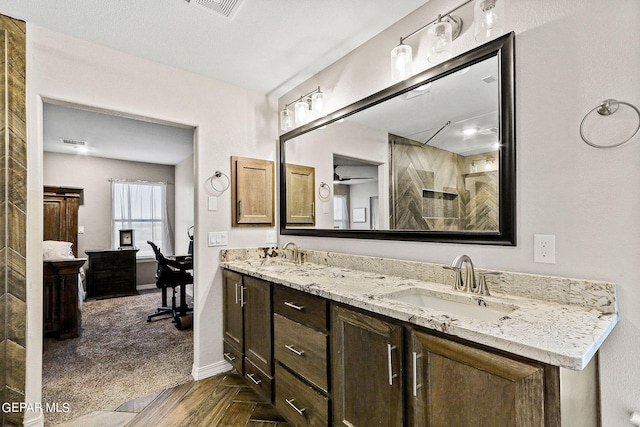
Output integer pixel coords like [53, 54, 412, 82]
[41, 100, 196, 425]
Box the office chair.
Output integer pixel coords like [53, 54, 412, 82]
[147, 241, 193, 329]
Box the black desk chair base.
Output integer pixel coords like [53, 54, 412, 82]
[147, 241, 194, 330]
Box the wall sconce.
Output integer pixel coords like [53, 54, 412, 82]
[390, 0, 504, 81]
[280, 86, 327, 131]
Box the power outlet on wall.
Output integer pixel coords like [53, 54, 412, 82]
[534, 234, 556, 264]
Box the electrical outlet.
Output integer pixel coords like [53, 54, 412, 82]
[534, 234, 556, 264]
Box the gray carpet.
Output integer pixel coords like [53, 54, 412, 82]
[42, 290, 194, 426]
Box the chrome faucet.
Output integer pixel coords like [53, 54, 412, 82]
[445, 254, 499, 296]
[450, 254, 476, 293]
[282, 242, 301, 265]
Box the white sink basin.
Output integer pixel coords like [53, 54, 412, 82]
[381, 287, 517, 322]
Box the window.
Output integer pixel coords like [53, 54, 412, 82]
[112, 180, 172, 258]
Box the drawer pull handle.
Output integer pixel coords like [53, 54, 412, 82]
[286, 398, 307, 416]
[246, 373, 262, 385]
[284, 344, 305, 356]
[387, 343, 398, 386]
[240, 285, 246, 307]
[412, 351, 423, 397]
[284, 301, 304, 311]
[223, 352, 236, 362]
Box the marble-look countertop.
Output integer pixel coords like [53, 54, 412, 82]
[221, 248, 619, 370]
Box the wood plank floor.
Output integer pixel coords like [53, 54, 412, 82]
[57, 371, 291, 427]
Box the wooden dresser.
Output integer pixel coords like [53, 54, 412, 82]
[85, 249, 139, 299]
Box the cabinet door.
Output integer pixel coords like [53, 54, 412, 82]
[331, 304, 403, 427]
[222, 270, 244, 353]
[408, 329, 552, 427]
[285, 163, 315, 225]
[232, 156, 274, 226]
[243, 276, 272, 376]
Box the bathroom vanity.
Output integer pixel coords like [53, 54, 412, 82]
[221, 248, 618, 427]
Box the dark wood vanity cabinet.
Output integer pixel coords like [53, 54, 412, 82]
[222, 270, 561, 427]
[221, 270, 273, 400]
[222, 270, 244, 372]
[273, 286, 329, 427]
[331, 304, 404, 427]
[407, 329, 560, 427]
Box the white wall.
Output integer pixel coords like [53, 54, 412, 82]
[279, 0, 640, 426]
[25, 25, 277, 425]
[175, 155, 195, 255]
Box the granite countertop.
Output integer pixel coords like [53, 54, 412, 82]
[221, 248, 619, 370]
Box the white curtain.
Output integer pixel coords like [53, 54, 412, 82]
[112, 180, 173, 257]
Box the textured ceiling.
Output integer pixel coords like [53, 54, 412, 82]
[1, 0, 428, 97]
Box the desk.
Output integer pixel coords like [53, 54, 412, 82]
[85, 249, 139, 299]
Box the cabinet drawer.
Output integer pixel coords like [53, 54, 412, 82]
[275, 364, 329, 427]
[274, 286, 327, 331]
[223, 340, 243, 374]
[274, 314, 328, 392]
[244, 358, 273, 402]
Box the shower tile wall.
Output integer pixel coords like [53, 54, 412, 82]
[1, 14, 27, 427]
[390, 135, 498, 231]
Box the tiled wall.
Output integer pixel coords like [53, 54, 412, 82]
[1, 14, 27, 427]
[389, 134, 498, 231]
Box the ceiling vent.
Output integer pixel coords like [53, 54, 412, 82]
[60, 138, 86, 146]
[187, 0, 246, 19]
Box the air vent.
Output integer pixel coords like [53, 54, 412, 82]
[188, 0, 246, 19]
[60, 138, 86, 146]
[482, 75, 497, 84]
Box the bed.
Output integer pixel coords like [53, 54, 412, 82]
[43, 241, 86, 339]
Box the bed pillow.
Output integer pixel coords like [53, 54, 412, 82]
[43, 240, 74, 260]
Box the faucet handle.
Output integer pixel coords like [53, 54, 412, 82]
[443, 266, 464, 292]
[476, 271, 501, 296]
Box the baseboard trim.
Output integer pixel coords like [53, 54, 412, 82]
[136, 284, 157, 291]
[191, 360, 233, 380]
[23, 412, 44, 427]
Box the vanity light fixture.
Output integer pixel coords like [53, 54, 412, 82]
[280, 86, 327, 129]
[390, 0, 504, 80]
[474, 0, 504, 43]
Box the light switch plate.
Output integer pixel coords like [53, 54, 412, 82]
[208, 196, 218, 211]
[266, 230, 277, 244]
[208, 231, 228, 247]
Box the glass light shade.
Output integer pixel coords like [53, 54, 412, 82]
[427, 21, 453, 64]
[294, 99, 310, 125]
[474, 0, 504, 43]
[311, 91, 327, 117]
[427, 20, 453, 64]
[280, 108, 292, 131]
[390, 43, 413, 82]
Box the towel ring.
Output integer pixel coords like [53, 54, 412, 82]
[318, 182, 331, 200]
[580, 99, 640, 148]
[207, 170, 230, 194]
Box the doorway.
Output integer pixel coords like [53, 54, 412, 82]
[41, 101, 196, 424]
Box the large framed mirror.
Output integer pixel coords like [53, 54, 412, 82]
[280, 32, 515, 245]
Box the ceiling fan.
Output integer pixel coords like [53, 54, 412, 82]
[333, 165, 374, 183]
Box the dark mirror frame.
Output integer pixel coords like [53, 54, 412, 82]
[279, 32, 515, 245]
